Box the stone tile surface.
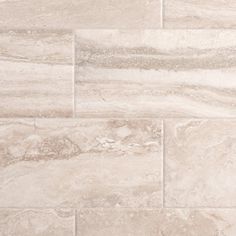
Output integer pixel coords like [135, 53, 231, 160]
[0, 0, 161, 29]
[0, 209, 75, 236]
[164, 0, 236, 28]
[165, 119, 236, 207]
[0, 30, 73, 117]
[77, 209, 236, 236]
[0, 119, 162, 207]
[75, 30, 236, 118]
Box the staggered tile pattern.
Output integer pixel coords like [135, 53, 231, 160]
[1, 0, 236, 235]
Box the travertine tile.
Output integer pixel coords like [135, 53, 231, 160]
[77, 209, 236, 236]
[75, 30, 236, 118]
[0, 119, 162, 207]
[0, 0, 161, 29]
[0, 30, 73, 117]
[0, 209, 74, 236]
[164, 0, 236, 28]
[165, 119, 236, 207]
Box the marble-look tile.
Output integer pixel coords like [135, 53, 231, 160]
[0, 119, 162, 207]
[165, 119, 236, 207]
[164, 0, 236, 28]
[0, 209, 74, 236]
[75, 30, 236, 118]
[77, 209, 236, 236]
[0, 0, 161, 29]
[0, 30, 73, 117]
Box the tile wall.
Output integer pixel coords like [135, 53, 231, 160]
[0, 0, 236, 235]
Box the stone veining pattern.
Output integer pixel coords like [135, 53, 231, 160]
[1, 0, 236, 235]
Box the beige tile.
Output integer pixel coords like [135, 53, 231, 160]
[0, 119, 162, 207]
[164, 0, 236, 28]
[0, 209, 74, 236]
[0, 0, 161, 29]
[0, 30, 73, 118]
[77, 209, 236, 236]
[165, 119, 236, 207]
[75, 30, 236, 118]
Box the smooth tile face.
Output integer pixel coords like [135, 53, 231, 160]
[0, 119, 162, 207]
[165, 119, 236, 207]
[0, 0, 161, 29]
[0, 30, 73, 117]
[0, 209, 74, 236]
[75, 30, 236, 118]
[164, 0, 236, 28]
[77, 209, 236, 236]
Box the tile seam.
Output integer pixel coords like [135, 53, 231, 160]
[161, 0, 164, 28]
[1, 117, 236, 119]
[75, 209, 77, 236]
[1, 207, 236, 210]
[162, 119, 165, 208]
[72, 30, 76, 118]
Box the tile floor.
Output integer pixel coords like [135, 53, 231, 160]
[0, 1, 236, 235]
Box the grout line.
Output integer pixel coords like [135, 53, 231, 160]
[163, 206, 236, 209]
[1, 117, 236, 120]
[1, 207, 236, 210]
[160, 0, 164, 28]
[75, 209, 77, 236]
[72, 30, 76, 118]
[162, 120, 165, 208]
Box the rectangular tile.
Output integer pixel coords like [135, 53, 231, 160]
[0, 0, 161, 29]
[77, 209, 236, 236]
[75, 30, 236, 118]
[164, 0, 236, 28]
[0, 30, 73, 117]
[0, 119, 162, 207]
[165, 119, 236, 207]
[0, 209, 75, 236]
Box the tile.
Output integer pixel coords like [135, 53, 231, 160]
[165, 119, 236, 207]
[0, 30, 73, 118]
[77, 209, 236, 236]
[0, 209, 74, 236]
[0, 0, 161, 29]
[0, 119, 162, 207]
[164, 0, 236, 28]
[75, 30, 236, 118]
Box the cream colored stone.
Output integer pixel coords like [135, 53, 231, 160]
[165, 119, 236, 207]
[75, 30, 236, 118]
[0, 30, 73, 117]
[0, 0, 161, 29]
[0, 209, 74, 236]
[0, 119, 162, 207]
[165, 0, 236, 28]
[77, 209, 236, 236]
